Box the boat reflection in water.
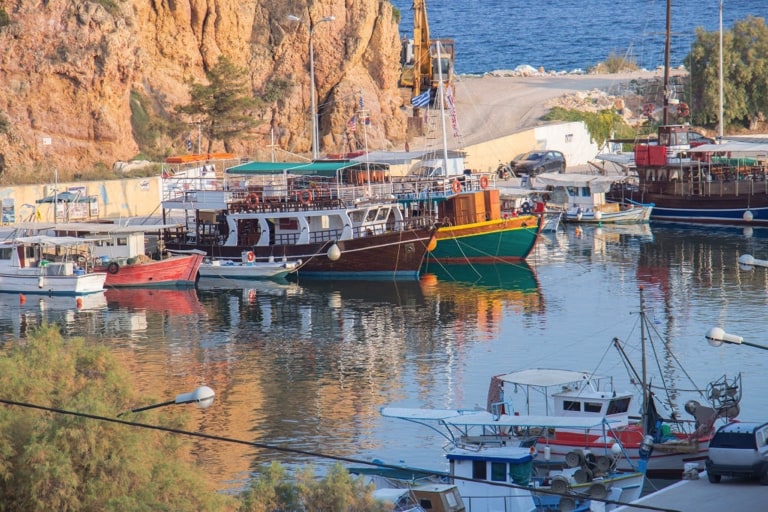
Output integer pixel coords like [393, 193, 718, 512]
[104, 287, 205, 315]
[420, 261, 545, 317]
[0, 291, 107, 339]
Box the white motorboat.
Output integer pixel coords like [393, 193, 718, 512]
[198, 252, 302, 280]
[536, 173, 653, 224]
[378, 407, 646, 512]
[0, 235, 106, 295]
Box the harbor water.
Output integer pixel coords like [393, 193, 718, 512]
[3, 222, 768, 491]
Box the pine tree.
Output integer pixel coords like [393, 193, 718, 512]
[178, 56, 260, 153]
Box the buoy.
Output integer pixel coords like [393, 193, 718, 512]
[19, 293, 26, 305]
[743, 210, 754, 222]
[76, 297, 83, 309]
[420, 274, 438, 287]
[327, 242, 341, 261]
[426, 235, 438, 252]
[738, 253, 768, 271]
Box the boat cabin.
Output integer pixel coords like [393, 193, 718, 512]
[490, 368, 634, 430]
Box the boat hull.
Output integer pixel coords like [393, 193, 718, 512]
[564, 204, 653, 224]
[615, 173, 768, 226]
[536, 429, 711, 479]
[0, 272, 106, 295]
[95, 252, 204, 288]
[197, 262, 293, 281]
[428, 216, 541, 263]
[165, 228, 435, 280]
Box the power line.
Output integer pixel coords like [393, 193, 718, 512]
[0, 398, 680, 512]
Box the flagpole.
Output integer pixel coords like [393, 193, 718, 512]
[436, 42, 449, 178]
[358, 94, 372, 197]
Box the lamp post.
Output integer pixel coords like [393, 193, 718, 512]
[117, 385, 215, 417]
[705, 327, 768, 351]
[288, 14, 335, 161]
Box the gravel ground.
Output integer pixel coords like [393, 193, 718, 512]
[414, 69, 684, 150]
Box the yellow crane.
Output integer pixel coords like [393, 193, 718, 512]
[399, 0, 454, 110]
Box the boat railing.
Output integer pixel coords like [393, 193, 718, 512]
[391, 173, 495, 202]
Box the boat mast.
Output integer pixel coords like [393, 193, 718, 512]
[662, 0, 671, 126]
[436, 41, 449, 175]
[639, 286, 649, 433]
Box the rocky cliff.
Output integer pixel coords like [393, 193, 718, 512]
[0, 0, 407, 181]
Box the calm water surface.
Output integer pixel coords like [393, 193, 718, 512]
[391, 0, 761, 74]
[4, 223, 768, 490]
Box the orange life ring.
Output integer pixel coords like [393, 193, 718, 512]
[297, 189, 313, 204]
[246, 251, 255, 262]
[677, 102, 690, 117]
[480, 176, 489, 190]
[451, 180, 462, 193]
[245, 192, 259, 208]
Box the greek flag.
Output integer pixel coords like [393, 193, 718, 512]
[411, 90, 431, 108]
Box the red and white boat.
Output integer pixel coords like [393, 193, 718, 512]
[487, 288, 742, 479]
[33, 222, 205, 288]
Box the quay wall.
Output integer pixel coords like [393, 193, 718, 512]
[0, 176, 163, 224]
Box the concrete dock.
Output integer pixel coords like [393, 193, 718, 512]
[616, 472, 766, 512]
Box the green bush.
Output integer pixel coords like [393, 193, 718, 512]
[590, 51, 639, 74]
[0, 7, 10, 27]
[542, 107, 636, 147]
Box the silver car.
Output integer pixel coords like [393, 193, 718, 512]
[705, 421, 768, 484]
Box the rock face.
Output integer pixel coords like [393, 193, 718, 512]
[0, 0, 406, 179]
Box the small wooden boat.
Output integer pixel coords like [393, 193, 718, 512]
[38, 222, 205, 288]
[0, 235, 106, 295]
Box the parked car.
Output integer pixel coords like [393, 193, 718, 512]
[705, 421, 768, 485]
[508, 150, 566, 176]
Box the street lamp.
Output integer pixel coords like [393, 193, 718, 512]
[705, 327, 768, 351]
[117, 385, 215, 416]
[287, 14, 335, 160]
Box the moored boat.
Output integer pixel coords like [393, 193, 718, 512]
[36, 222, 205, 288]
[0, 235, 106, 295]
[375, 407, 646, 511]
[603, 127, 768, 225]
[390, 158, 542, 264]
[159, 159, 436, 280]
[487, 288, 742, 479]
[198, 252, 301, 281]
[536, 173, 653, 224]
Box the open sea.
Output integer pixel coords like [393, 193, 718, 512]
[4, 223, 768, 494]
[391, 0, 762, 75]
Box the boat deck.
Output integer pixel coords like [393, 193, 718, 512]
[616, 472, 764, 511]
